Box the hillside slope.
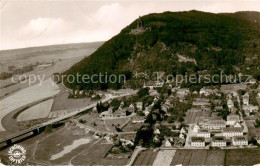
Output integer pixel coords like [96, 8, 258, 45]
[64, 10, 260, 90]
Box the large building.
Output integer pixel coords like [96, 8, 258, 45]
[223, 127, 243, 138]
[99, 107, 127, 119]
[191, 137, 205, 147]
[232, 136, 248, 146]
[197, 129, 211, 138]
[211, 137, 227, 147]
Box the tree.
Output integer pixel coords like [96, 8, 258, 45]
[137, 88, 149, 98]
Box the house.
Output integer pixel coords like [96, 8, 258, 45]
[226, 115, 240, 126]
[120, 101, 125, 107]
[211, 137, 227, 147]
[180, 127, 186, 134]
[176, 88, 190, 96]
[154, 128, 161, 134]
[132, 116, 145, 123]
[165, 138, 173, 147]
[92, 106, 97, 113]
[192, 98, 210, 106]
[214, 106, 223, 111]
[165, 139, 172, 147]
[233, 121, 242, 128]
[120, 139, 134, 146]
[192, 124, 200, 133]
[227, 99, 234, 110]
[258, 93, 260, 98]
[197, 129, 210, 138]
[179, 133, 185, 139]
[242, 93, 249, 106]
[242, 105, 259, 115]
[144, 106, 150, 116]
[206, 120, 226, 130]
[99, 107, 127, 119]
[199, 88, 217, 96]
[232, 136, 248, 146]
[136, 102, 143, 110]
[128, 104, 135, 112]
[223, 127, 243, 138]
[191, 137, 205, 147]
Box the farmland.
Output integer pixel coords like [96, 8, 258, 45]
[133, 149, 158, 165]
[51, 92, 92, 113]
[153, 150, 176, 166]
[134, 148, 260, 165]
[17, 99, 54, 122]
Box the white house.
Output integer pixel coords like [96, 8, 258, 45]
[197, 129, 211, 138]
[211, 137, 227, 147]
[120, 139, 134, 146]
[180, 127, 186, 134]
[233, 121, 242, 128]
[99, 107, 127, 119]
[192, 124, 200, 133]
[232, 136, 248, 146]
[227, 99, 234, 110]
[165, 139, 172, 147]
[165, 138, 173, 147]
[207, 120, 226, 130]
[132, 116, 145, 123]
[136, 102, 143, 110]
[226, 115, 240, 126]
[191, 137, 205, 147]
[154, 128, 160, 134]
[176, 88, 190, 96]
[242, 93, 249, 106]
[223, 127, 243, 138]
[199, 88, 217, 96]
[179, 133, 185, 139]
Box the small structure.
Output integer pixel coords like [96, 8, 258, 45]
[130, 16, 146, 35]
[136, 102, 143, 110]
[242, 93, 249, 106]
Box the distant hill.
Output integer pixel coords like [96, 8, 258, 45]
[64, 10, 260, 90]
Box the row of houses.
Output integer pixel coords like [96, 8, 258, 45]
[191, 136, 248, 147]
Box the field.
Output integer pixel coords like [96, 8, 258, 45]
[134, 149, 260, 165]
[0, 78, 60, 131]
[152, 150, 176, 166]
[133, 149, 158, 165]
[104, 117, 132, 132]
[17, 99, 54, 122]
[0, 123, 119, 165]
[185, 109, 209, 124]
[0, 42, 103, 99]
[51, 92, 92, 113]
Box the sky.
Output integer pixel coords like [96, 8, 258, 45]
[0, 0, 260, 50]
